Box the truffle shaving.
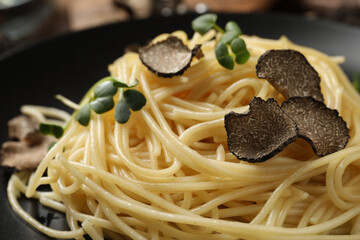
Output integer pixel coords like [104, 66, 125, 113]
[225, 97, 298, 163]
[139, 36, 203, 78]
[256, 49, 324, 102]
[0, 115, 55, 171]
[281, 97, 349, 156]
[8, 115, 43, 145]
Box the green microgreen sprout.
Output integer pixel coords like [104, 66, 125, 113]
[90, 96, 115, 114]
[114, 96, 131, 124]
[353, 71, 360, 92]
[123, 89, 147, 111]
[76, 76, 147, 126]
[39, 123, 64, 138]
[191, 14, 221, 35]
[192, 13, 250, 70]
[76, 103, 91, 126]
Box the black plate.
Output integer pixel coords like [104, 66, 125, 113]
[1, 13, 360, 239]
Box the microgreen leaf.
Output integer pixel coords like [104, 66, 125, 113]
[225, 21, 242, 35]
[99, 76, 120, 82]
[39, 123, 64, 138]
[230, 38, 246, 54]
[220, 31, 240, 45]
[94, 81, 118, 98]
[112, 81, 130, 88]
[126, 79, 140, 88]
[191, 13, 218, 35]
[52, 126, 64, 138]
[90, 96, 114, 114]
[76, 103, 91, 126]
[235, 49, 250, 64]
[113, 79, 139, 88]
[115, 97, 131, 124]
[123, 89, 147, 111]
[215, 42, 234, 70]
[39, 123, 51, 135]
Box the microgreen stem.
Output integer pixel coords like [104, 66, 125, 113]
[212, 23, 225, 34]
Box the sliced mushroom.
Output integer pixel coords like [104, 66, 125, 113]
[225, 97, 298, 163]
[256, 49, 324, 102]
[1, 115, 55, 171]
[281, 97, 349, 156]
[139, 36, 203, 78]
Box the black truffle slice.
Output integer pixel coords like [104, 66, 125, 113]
[139, 36, 203, 78]
[256, 49, 324, 102]
[281, 97, 349, 156]
[225, 97, 298, 163]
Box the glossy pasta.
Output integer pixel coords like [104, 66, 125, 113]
[7, 30, 360, 240]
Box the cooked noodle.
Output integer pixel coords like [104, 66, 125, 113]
[7, 29, 360, 240]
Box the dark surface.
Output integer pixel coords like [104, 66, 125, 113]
[0, 12, 360, 239]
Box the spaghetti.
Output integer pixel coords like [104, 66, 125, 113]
[6, 29, 360, 240]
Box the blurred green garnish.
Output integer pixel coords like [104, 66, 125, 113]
[39, 123, 64, 138]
